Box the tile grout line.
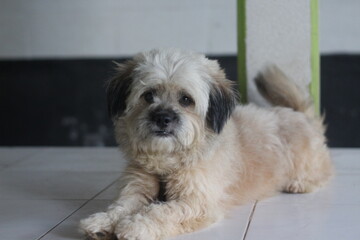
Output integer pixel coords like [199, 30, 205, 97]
[242, 200, 258, 240]
[36, 177, 120, 240]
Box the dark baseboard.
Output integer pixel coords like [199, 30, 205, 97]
[0, 54, 359, 147]
[321, 54, 360, 147]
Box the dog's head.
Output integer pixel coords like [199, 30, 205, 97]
[107, 49, 237, 157]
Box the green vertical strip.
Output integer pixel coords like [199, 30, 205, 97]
[237, 0, 247, 103]
[310, 0, 320, 115]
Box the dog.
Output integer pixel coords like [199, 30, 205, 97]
[79, 49, 333, 240]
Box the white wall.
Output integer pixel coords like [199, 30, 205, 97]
[320, 0, 360, 54]
[0, 0, 359, 59]
[0, 0, 237, 59]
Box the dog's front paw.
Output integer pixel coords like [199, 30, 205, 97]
[79, 212, 116, 240]
[114, 215, 159, 240]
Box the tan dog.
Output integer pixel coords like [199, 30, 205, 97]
[80, 49, 333, 240]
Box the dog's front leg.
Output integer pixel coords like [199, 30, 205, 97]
[115, 181, 222, 240]
[79, 165, 159, 240]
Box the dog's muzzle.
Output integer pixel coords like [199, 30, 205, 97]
[149, 108, 179, 136]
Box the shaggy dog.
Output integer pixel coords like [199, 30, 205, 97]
[80, 49, 333, 240]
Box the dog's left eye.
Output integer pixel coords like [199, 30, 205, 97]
[142, 90, 154, 104]
[179, 95, 194, 107]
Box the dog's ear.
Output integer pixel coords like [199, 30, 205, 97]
[206, 82, 237, 133]
[107, 60, 136, 119]
[205, 60, 237, 133]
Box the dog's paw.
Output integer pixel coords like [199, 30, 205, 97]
[114, 215, 159, 240]
[284, 180, 315, 193]
[79, 212, 116, 240]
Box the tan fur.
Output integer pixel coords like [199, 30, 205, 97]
[255, 66, 315, 118]
[80, 49, 333, 240]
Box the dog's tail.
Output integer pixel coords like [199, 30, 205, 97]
[254, 66, 317, 120]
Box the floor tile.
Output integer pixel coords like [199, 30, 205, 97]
[94, 179, 121, 200]
[41, 200, 111, 240]
[0, 199, 84, 240]
[0, 147, 43, 170]
[246, 202, 360, 240]
[330, 148, 360, 175]
[0, 170, 121, 200]
[8, 147, 126, 172]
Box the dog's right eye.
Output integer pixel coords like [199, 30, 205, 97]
[142, 91, 154, 104]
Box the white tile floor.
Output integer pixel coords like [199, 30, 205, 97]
[0, 147, 359, 240]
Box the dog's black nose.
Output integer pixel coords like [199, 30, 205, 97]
[150, 109, 178, 129]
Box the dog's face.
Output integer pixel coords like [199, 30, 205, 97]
[107, 49, 236, 157]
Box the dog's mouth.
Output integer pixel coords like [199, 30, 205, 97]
[153, 130, 174, 137]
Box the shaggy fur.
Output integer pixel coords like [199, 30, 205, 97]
[79, 49, 333, 240]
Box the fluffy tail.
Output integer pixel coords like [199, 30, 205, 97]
[254, 66, 316, 119]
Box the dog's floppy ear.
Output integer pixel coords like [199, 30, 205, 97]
[205, 60, 237, 133]
[107, 60, 136, 119]
[206, 81, 237, 133]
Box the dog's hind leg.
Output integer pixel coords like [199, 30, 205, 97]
[283, 144, 333, 194]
